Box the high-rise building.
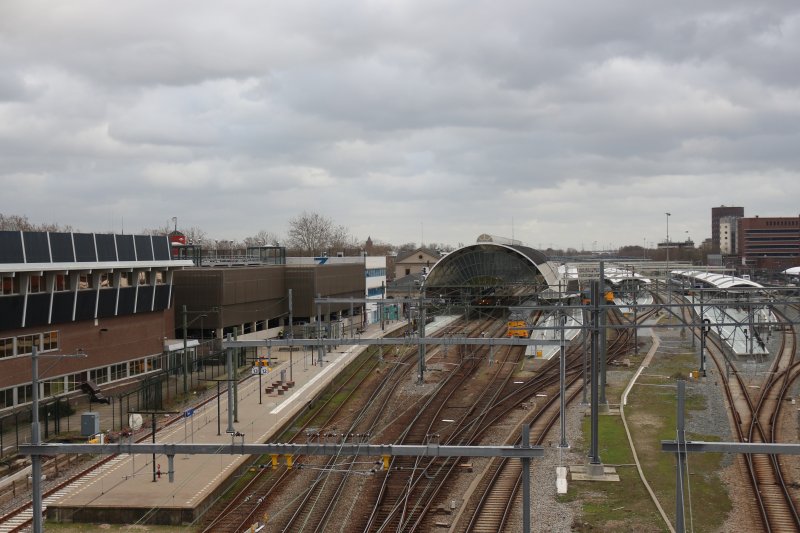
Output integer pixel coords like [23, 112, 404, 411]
[711, 206, 744, 253]
[737, 216, 800, 271]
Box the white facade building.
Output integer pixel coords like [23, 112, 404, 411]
[720, 216, 738, 255]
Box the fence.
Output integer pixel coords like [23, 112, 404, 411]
[0, 339, 255, 460]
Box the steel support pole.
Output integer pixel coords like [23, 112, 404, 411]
[522, 423, 531, 533]
[317, 295, 324, 367]
[590, 281, 601, 465]
[151, 413, 157, 482]
[599, 261, 607, 405]
[699, 289, 706, 376]
[632, 266, 639, 358]
[31, 346, 43, 533]
[216, 381, 221, 436]
[676, 380, 686, 533]
[418, 292, 426, 384]
[288, 288, 294, 382]
[182, 305, 188, 395]
[559, 307, 568, 448]
[582, 307, 588, 404]
[226, 335, 235, 434]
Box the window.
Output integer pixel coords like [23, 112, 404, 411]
[0, 337, 13, 359]
[367, 287, 385, 297]
[55, 274, 71, 291]
[79, 274, 93, 290]
[2, 275, 20, 295]
[405, 268, 411, 276]
[137, 271, 151, 285]
[130, 359, 147, 376]
[99, 273, 113, 288]
[17, 334, 39, 355]
[155, 271, 166, 285]
[42, 331, 59, 351]
[90, 367, 108, 384]
[110, 363, 127, 381]
[0, 388, 13, 409]
[119, 272, 132, 287]
[43, 378, 65, 397]
[67, 374, 82, 392]
[17, 384, 32, 404]
[29, 274, 44, 293]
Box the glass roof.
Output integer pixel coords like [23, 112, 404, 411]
[424, 244, 550, 290]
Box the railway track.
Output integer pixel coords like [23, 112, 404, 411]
[202, 318, 501, 532]
[199, 325, 418, 532]
[460, 305, 634, 532]
[680, 292, 800, 532]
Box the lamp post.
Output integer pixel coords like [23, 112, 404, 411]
[31, 346, 87, 533]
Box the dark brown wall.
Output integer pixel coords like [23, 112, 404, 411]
[174, 264, 365, 327]
[286, 264, 364, 317]
[0, 310, 174, 389]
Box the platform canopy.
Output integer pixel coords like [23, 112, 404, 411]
[671, 270, 763, 290]
[423, 242, 560, 303]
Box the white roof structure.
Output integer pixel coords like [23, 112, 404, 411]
[783, 266, 800, 276]
[671, 270, 763, 290]
[559, 264, 651, 285]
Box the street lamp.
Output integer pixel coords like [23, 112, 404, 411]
[31, 346, 87, 533]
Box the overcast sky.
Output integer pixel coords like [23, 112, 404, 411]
[2, 1, 799, 251]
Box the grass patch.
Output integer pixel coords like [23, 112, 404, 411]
[567, 339, 731, 531]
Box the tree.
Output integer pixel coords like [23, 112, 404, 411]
[243, 230, 282, 248]
[0, 213, 74, 232]
[286, 211, 356, 256]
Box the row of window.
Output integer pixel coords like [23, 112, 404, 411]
[0, 356, 156, 410]
[743, 229, 800, 235]
[0, 330, 59, 359]
[1, 271, 167, 296]
[367, 286, 386, 297]
[365, 268, 386, 278]
[763, 220, 799, 227]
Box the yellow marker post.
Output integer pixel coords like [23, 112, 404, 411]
[285, 454, 294, 470]
[271, 454, 279, 469]
[382, 455, 390, 470]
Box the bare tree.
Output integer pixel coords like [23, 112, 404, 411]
[1, 213, 74, 232]
[243, 230, 281, 248]
[287, 211, 356, 256]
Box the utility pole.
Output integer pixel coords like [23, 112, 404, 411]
[288, 288, 294, 383]
[182, 305, 189, 395]
[225, 334, 236, 434]
[599, 261, 607, 405]
[418, 291, 426, 384]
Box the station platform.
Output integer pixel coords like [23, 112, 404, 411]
[45, 320, 407, 526]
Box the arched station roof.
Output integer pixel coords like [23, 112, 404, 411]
[671, 270, 763, 290]
[423, 243, 560, 292]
